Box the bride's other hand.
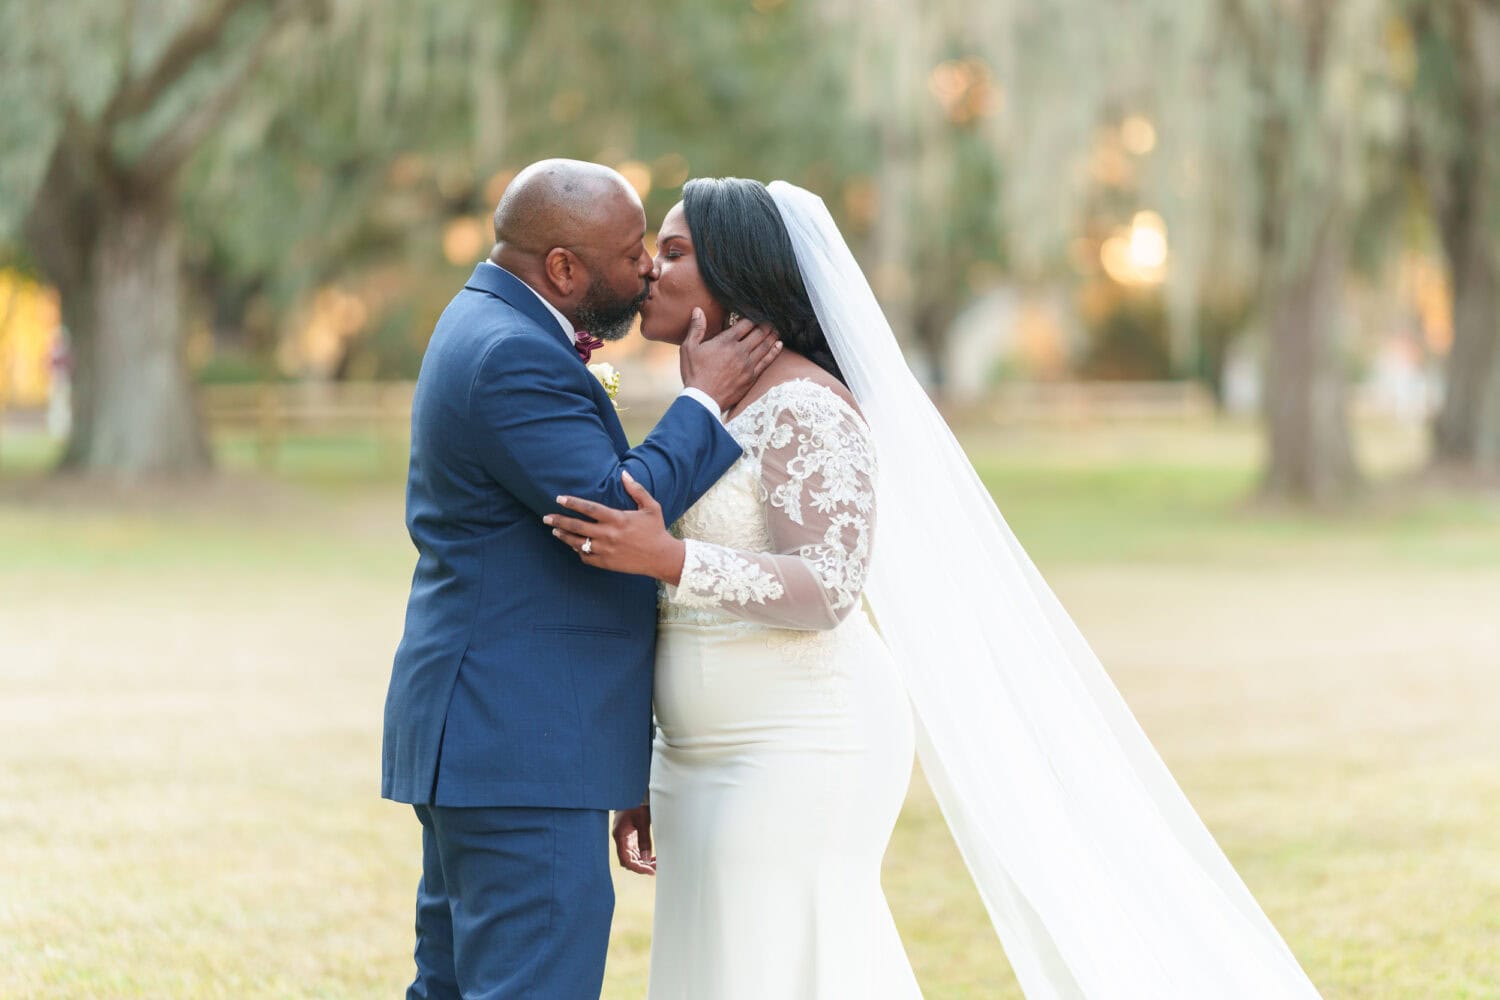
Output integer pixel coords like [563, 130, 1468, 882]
[612, 804, 656, 876]
[545, 470, 687, 584]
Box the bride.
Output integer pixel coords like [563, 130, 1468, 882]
[543, 178, 1323, 999]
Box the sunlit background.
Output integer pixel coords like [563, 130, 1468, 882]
[1, 2, 1497, 998]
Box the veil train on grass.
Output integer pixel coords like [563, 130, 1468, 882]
[768, 180, 1322, 1000]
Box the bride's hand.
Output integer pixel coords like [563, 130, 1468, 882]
[544, 471, 687, 584]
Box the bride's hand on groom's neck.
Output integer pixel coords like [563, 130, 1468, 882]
[680, 307, 782, 413]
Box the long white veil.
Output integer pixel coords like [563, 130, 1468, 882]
[768, 181, 1322, 999]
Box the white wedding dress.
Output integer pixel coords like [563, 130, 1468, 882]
[647, 377, 923, 1000]
[641, 182, 1323, 1000]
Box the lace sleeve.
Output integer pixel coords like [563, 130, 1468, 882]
[664, 381, 876, 630]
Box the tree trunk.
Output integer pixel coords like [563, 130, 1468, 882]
[1430, 0, 1500, 472]
[1261, 215, 1360, 502]
[1432, 215, 1498, 466]
[1480, 346, 1500, 471]
[59, 191, 212, 478]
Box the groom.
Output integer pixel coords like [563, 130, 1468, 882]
[382, 159, 778, 998]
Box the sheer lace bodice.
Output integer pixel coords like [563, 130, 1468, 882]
[660, 378, 876, 631]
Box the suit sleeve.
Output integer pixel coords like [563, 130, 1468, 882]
[468, 334, 743, 524]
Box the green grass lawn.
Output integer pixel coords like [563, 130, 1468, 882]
[2, 418, 1497, 998]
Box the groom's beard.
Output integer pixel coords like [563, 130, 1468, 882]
[576, 279, 650, 342]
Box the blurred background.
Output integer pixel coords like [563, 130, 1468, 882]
[1, 1, 1497, 998]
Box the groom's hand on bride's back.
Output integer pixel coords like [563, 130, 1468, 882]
[679, 307, 782, 413]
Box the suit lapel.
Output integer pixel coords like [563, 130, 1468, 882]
[464, 263, 574, 355]
[464, 263, 631, 452]
[588, 372, 630, 452]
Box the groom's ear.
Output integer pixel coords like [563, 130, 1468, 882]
[542, 247, 579, 298]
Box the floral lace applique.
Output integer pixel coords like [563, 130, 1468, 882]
[662, 379, 877, 632]
[670, 539, 786, 609]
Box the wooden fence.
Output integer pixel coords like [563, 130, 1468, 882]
[200, 379, 1223, 470]
[961, 380, 1217, 425]
[201, 381, 415, 471]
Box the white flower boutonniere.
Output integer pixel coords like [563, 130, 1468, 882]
[588, 362, 622, 409]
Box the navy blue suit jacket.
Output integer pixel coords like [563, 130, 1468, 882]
[382, 263, 743, 809]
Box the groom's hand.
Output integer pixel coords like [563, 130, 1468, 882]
[679, 307, 782, 412]
[612, 804, 655, 876]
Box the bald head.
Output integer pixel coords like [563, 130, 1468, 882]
[487, 159, 653, 338]
[492, 159, 638, 258]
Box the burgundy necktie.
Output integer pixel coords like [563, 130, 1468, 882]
[574, 332, 604, 364]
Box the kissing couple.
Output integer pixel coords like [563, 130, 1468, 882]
[381, 159, 1323, 999]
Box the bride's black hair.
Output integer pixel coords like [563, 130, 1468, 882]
[681, 177, 847, 385]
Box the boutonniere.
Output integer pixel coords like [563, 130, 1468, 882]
[588, 362, 622, 409]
